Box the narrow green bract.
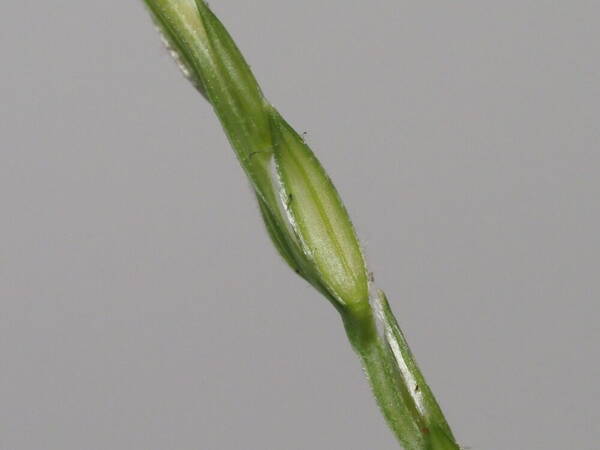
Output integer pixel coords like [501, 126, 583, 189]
[271, 113, 369, 308]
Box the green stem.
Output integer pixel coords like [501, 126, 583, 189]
[343, 291, 460, 450]
[140, 3, 461, 447]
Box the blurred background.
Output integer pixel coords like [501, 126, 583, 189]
[1, 1, 598, 449]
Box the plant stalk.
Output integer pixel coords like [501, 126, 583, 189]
[140, 1, 462, 448]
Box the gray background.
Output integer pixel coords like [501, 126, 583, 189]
[1, 1, 598, 449]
